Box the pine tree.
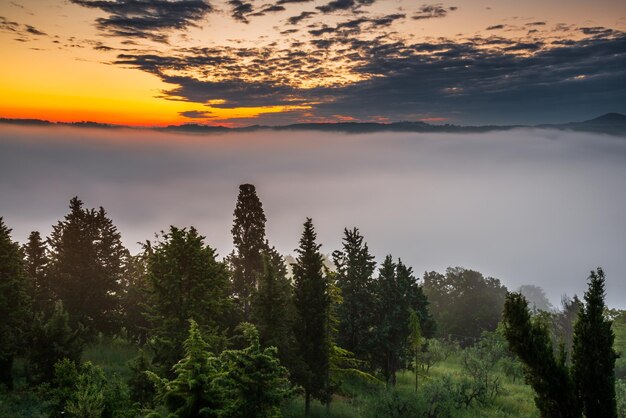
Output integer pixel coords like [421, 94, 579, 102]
[148, 320, 223, 418]
[28, 300, 85, 384]
[218, 323, 293, 417]
[0, 217, 30, 389]
[292, 218, 330, 415]
[571, 268, 618, 418]
[23, 230, 52, 314]
[332, 228, 376, 360]
[119, 252, 151, 345]
[503, 292, 580, 417]
[408, 310, 422, 391]
[144, 226, 231, 373]
[47, 197, 128, 335]
[230, 184, 268, 321]
[250, 248, 296, 372]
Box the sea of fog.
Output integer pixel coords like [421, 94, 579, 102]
[1, 124, 625, 308]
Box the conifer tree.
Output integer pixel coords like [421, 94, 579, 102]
[148, 320, 223, 418]
[0, 217, 30, 389]
[370, 257, 433, 385]
[144, 226, 231, 373]
[47, 197, 128, 335]
[503, 292, 580, 417]
[230, 184, 267, 321]
[250, 248, 296, 372]
[292, 218, 330, 415]
[218, 323, 293, 417]
[571, 268, 618, 418]
[332, 228, 376, 360]
[23, 230, 52, 314]
[28, 300, 85, 384]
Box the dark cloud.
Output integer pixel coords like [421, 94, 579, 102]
[413, 4, 457, 20]
[228, 0, 253, 22]
[316, 0, 374, 14]
[0, 16, 20, 32]
[25, 25, 46, 35]
[287, 11, 316, 24]
[70, 0, 212, 43]
[277, 0, 312, 3]
[526, 21, 546, 26]
[486, 24, 505, 30]
[180, 110, 212, 118]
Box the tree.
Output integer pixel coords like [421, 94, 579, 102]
[119, 252, 151, 345]
[503, 292, 580, 417]
[556, 294, 582, 362]
[0, 217, 30, 389]
[47, 197, 128, 335]
[148, 320, 224, 418]
[332, 228, 376, 361]
[28, 300, 85, 384]
[23, 230, 52, 314]
[230, 184, 268, 321]
[292, 218, 330, 415]
[250, 248, 296, 372]
[518, 284, 554, 312]
[144, 226, 231, 373]
[218, 323, 293, 417]
[369, 257, 434, 386]
[571, 268, 618, 418]
[423, 267, 507, 344]
[408, 310, 422, 391]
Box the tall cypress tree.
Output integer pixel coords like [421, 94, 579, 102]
[332, 228, 376, 360]
[47, 197, 128, 335]
[230, 184, 268, 321]
[292, 218, 330, 415]
[572, 268, 618, 418]
[23, 230, 51, 314]
[0, 217, 30, 389]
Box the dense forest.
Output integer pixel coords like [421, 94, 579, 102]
[0, 184, 624, 417]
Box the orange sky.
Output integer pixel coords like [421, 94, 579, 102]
[1, 0, 624, 126]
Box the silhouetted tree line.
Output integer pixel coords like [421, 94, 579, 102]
[0, 184, 619, 417]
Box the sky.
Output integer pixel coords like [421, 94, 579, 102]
[1, 124, 625, 308]
[1, 0, 625, 126]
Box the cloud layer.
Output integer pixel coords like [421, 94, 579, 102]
[2, 125, 626, 307]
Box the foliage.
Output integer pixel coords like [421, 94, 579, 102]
[571, 267, 618, 418]
[332, 228, 376, 361]
[148, 320, 224, 417]
[503, 292, 580, 417]
[251, 249, 297, 374]
[28, 300, 85, 384]
[0, 217, 30, 389]
[144, 226, 231, 374]
[217, 322, 294, 417]
[47, 197, 128, 336]
[119, 253, 151, 345]
[423, 267, 506, 344]
[127, 349, 156, 408]
[149, 320, 292, 417]
[43, 359, 134, 418]
[370, 256, 433, 385]
[23, 230, 52, 314]
[292, 218, 331, 414]
[616, 379, 626, 418]
[460, 331, 506, 403]
[230, 184, 268, 321]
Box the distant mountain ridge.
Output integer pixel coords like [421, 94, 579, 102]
[1, 113, 625, 136]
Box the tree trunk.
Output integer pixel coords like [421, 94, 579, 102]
[0, 356, 14, 390]
[305, 390, 311, 416]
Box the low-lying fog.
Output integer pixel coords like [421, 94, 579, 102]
[1, 125, 625, 308]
